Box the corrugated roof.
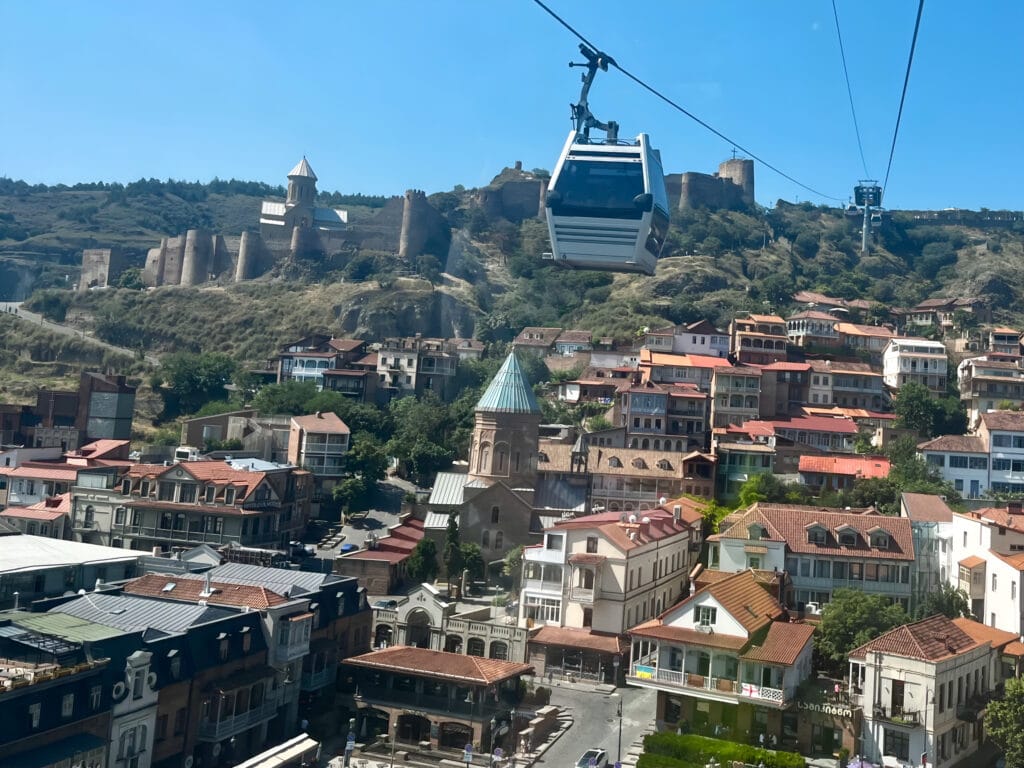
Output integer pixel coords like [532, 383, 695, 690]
[798, 455, 890, 478]
[51, 593, 237, 634]
[475, 353, 541, 414]
[427, 472, 470, 507]
[424, 510, 454, 529]
[345, 645, 532, 684]
[208, 562, 342, 593]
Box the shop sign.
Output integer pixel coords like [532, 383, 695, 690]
[797, 700, 853, 718]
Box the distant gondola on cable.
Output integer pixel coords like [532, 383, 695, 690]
[542, 45, 669, 276]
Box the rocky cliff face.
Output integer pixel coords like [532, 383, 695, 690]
[337, 288, 476, 340]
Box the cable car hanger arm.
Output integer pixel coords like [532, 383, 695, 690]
[569, 43, 618, 142]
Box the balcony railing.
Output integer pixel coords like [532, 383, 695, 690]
[873, 706, 921, 727]
[198, 697, 280, 741]
[276, 640, 310, 663]
[628, 664, 785, 706]
[522, 578, 563, 594]
[569, 588, 595, 604]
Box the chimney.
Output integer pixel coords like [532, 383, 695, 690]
[315, 411, 322, 419]
[673, 504, 682, 523]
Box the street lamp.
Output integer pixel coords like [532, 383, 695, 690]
[390, 714, 400, 768]
[612, 656, 623, 765]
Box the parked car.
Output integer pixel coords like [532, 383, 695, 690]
[576, 749, 608, 768]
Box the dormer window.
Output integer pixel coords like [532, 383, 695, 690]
[121, 478, 132, 495]
[657, 459, 672, 470]
[205, 485, 216, 503]
[871, 533, 890, 549]
[839, 532, 857, 547]
[632, 458, 647, 469]
[225, 487, 236, 506]
[807, 526, 827, 545]
[747, 524, 767, 541]
[608, 456, 622, 468]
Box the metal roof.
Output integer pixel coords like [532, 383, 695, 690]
[424, 511, 454, 530]
[209, 562, 341, 594]
[288, 156, 317, 180]
[260, 201, 286, 216]
[0, 535, 141, 575]
[50, 593, 238, 634]
[6, 610, 125, 642]
[475, 353, 541, 415]
[427, 472, 468, 507]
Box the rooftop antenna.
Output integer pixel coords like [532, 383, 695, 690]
[568, 44, 618, 143]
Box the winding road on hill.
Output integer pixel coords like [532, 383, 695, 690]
[0, 301, 161, 366]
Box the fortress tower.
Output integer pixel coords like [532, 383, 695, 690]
[717, 158, 755, 208]
[468, 352, 542, 489]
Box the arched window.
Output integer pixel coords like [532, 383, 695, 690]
[467, 638, 485, 657]
[641, 439, 650, 449]
[653, 439, 660, 450]
[478, 442, 491, 471]
[482, 530, 490, 548]
[489, 641, 508, 660]
[494, 532, 503, 549]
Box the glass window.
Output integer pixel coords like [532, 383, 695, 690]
[551, 160, 646, 220]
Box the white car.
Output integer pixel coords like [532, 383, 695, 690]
[576, 749, 608, 768]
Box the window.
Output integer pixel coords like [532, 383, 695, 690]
[994, 459, 1012, 471]
[586, 536, 598, 553]
[219, 637, 229, 661]
[91, 685, 102, 710]
[884, 729, 910, 761]
[156, 714, 168, 741]
[545, 534, 563, 551]
[225, 487, 236, 505]
[62, 692, 74, 717]
[140, 480, 150, 497]
[926, 454, 945, 467]
[179, 483, 197, 503]
[938, 682, 945, 713]
[114, 507, 126, 525]
[994, 435, 1011, 447]
[482, 530, 490, 548]
[121, 478, 132, 494]
[494, 531, 503, 549]
[491, 506, 500, 523]
[205, 485, 216, 503]
[174, 707, 186, 735]
[807, 528, 827, 545]
[132, 669, 144, 698]
[993, 574, 998, 591]
[969, 457, 989, 470]
[158, 482, 175, 501]
[949, 455, 969, 469]
[696, 606, 717, 626]
[29, 703, 41, 729]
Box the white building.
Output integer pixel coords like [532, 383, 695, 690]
[882, 338, 948, 395]
[946, 501, 1024, 632]
[957, 356, 1024, 430]
[708, 502, 916, 611]
[627, 569, 815, 739]
[849, 614, 1020, 768]
[519, 500, 704, 683]
[919, 410, 1024, 498]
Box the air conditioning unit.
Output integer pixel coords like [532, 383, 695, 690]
[806, 602, 821, 615]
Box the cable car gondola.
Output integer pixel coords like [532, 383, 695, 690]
[543, 45, 669, 276]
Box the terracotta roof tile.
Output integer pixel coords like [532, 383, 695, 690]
[981, 411, 1024, 431]
[849, 615, 978, 661]
[900, 493, 954, 523]
[968, 506, 1024, 533]
[952, 617, 1019, 649]
[991, 551, 1024, 571]
[550, 506, 700, 551]
[291, 412, 350, 434]
[123, 573, 289, 609]
[958, 555, 986, 568]
[742, 622, 815, 665]
[799, 455, 890, 478]
[345, 645, 532, 684]
[917, 435, 987, 453]
[715, 503, 915, 561]
[629, 621, 749, 651]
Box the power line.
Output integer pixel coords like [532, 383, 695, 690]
[831, 0, 870, 178]
[529, 0, 847, 203]
[883, 0, 925, 196]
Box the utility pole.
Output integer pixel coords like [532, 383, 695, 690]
[861, 203, 870, 254]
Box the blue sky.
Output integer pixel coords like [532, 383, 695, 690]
[1, 1, 1021, 210]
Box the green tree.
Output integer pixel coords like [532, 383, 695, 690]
[332, 476, 372, 514]
[443, 513, 464, 591]
[386, 394, 455, 485]
[460, 543, 486, 582]
[159, 352, 237, 417]
[894, 382, 938, 436]
[815, 589, 908, 673]
[406, 538, 439, 584]
[915, 583, 972, 620]
[588, 415, 613, 432]
[116, 268, 146, 290]
[985, 676, 1024, 768]
[502, 546, 524, 587]
[250, 380, 319, 416]
[346, 432, 388, 483]
[738, 473, 810, 507]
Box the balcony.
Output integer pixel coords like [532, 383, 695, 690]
[198, 697, 280, 741]
[569, 588, 594, 604]
[873, 705, 921, 727]
[301, 665, 337, 691]
[627, 664, 786, 707]
[522, 578, 563, 595]
[276, 640, 310, 663]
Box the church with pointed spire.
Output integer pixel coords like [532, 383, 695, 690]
[425, 351, 544, 556]
[259, 156, 348, 239]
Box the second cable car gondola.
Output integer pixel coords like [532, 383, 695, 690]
[542, 45, 670, 276]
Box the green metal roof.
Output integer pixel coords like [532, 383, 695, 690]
[475, 353, 541, 415]
[8, 610, 126, 642]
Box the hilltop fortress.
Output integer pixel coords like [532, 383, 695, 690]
[127, 158, 451, 288]
[76, 155, 753, 291]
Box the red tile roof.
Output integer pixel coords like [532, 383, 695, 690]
[0, 493, 70, 521]
[529, 626, 628, 655]
[551, 506, 699, 551]
[798, 455, 890, 479]
[742, 622, 815, 665]
[630, 621, 749, 651]
[980, 411, 1024, 432]
[328, 338, 365, 352]
[291, 412, 350, 434]
[952, 618, 1019, 649]
[123, 573, 288, 609]
[66, 439, 130, 461]
[968, 506, 1024, 533]
[765, 416, 859, 435]
[1, 465, 80, 481]
[917, 435, 987, 453]
[714, 503, 915, 561]
[849, 615, 978, 661]
[126, 461, 269, 503]
[992, 551, 1024, 571]
[345, 646, 533, 684]
[958, 555, 986, 568]
[901, 493, 954, 523]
